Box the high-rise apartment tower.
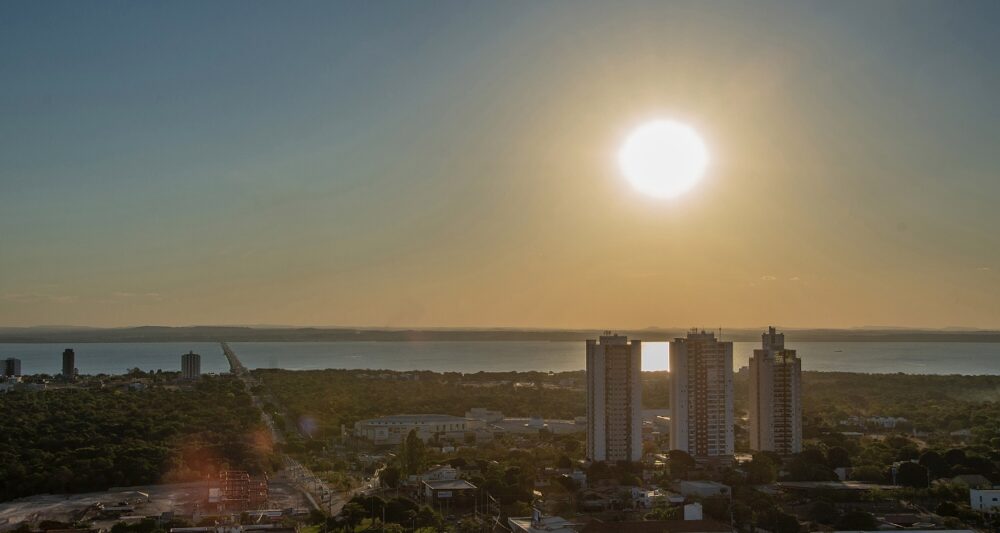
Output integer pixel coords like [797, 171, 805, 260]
[669, 330, 734, 458]
[182, 351, 201, 380]
[586, 334, 642, 462]
[749, 326, 802, 454]
[3, 357, 21, 377]
[61, 348, 75, 379]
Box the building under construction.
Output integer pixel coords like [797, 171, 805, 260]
[208, 471, 269, 512]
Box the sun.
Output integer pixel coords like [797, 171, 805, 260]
[618, 119, 709, 198]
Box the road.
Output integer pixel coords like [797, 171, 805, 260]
[222, 342, 360, 516]
[220, 341, 247, 375]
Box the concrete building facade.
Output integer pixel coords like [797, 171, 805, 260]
[3, 357, 21, 377]
[971, 488, 1000, 513]
[586, 334, 642, 463]
[669, 330, 734, 458]
[182, 351, 202, 380]
[749, 327, 803, 454]
[354, 414, 482, 445]
[62, 348, 75, 379]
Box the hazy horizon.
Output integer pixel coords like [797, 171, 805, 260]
[3, 323, 1000, 333]
[3, 1, 999, 329]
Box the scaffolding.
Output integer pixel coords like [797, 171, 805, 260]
[214, 471, 269, 511]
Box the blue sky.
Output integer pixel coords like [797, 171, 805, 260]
[2, 1, 999, 328]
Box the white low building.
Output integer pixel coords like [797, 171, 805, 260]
[971, 488, 1000, 513]
[354, 414, 482, 445]
[630, 487, 683, 508]
[508, 510, 577, 533]
[407, 465, 459, 484]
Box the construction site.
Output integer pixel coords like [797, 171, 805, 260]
[0, 470, 311, 533]
[208, 472, 270, 513]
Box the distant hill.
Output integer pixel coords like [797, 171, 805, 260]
[1, 325, 1000, 343]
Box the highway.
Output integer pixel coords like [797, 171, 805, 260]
[220, 341, 360, 517]
[220, 342, 247, 375]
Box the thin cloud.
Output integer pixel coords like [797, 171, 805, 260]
[112, 291, 164, 301]
[761, 275, 778, 281]
[2, 293, 78, 304]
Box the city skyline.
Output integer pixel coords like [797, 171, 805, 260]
[3, 1, 1000, 329]
[3, 3, 1000, 531]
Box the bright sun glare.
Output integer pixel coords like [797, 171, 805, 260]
[618, 119, 709, 199]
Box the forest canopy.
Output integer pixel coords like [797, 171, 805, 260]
[0, 376, 273, 502]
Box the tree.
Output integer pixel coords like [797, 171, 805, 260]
[896, 462, 929, 488]
[835, 511, 879, 531]
[919, 451, 950, 479]
[732, 501, 753, 530]
[800, 448, 827, 465]
[340, 502, 365, 531]
[381, 466, 401, 488]
[850, 465, 886, 483]
[401, 429, 426, 476]
[562, 438, 581, 454]
[896, 445, 920, 462]
[668, 450, 696, 479]
[307, 509, 326, 525]
[944, 448, 967, 466]
[554, 475, 579, 493]
[827, 446, 852, 469]
[702, 497, 731, 522]
[413, 506, 442, 529]
[787, 453, 837, 481]
[773, 512, 801, 533]
[645, 506, 679, 520]
[587, 461, 613, 482]
[746, 453, 777, 484]
[383, 497, 417, 524]
[808, 500, 840, 524]
[936, 501, 960, 517]
[455, 517, 487, 533]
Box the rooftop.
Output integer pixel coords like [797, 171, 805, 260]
[358, 414, 471, 424]
[423, 479, 477, 491]
[680, 480, 729, 488]
[508, 516, 578, 533]
[581, 519, 733, 533]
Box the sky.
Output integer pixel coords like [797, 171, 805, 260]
[2, 1, 999, 329]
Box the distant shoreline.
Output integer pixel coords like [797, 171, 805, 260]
[2, 325, 1000, 343]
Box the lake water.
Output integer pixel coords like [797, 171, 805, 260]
[1, 341, 998, 376]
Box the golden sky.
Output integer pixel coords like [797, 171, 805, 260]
[2, 2, 999, 328]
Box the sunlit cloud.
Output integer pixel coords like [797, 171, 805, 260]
[761, 275, 778, 281]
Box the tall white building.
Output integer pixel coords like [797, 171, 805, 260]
[749, 327, 802, 454]
[669, 330, 734, 458]
[181, 351, 201, 380]
[586, 334, 642, 463]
